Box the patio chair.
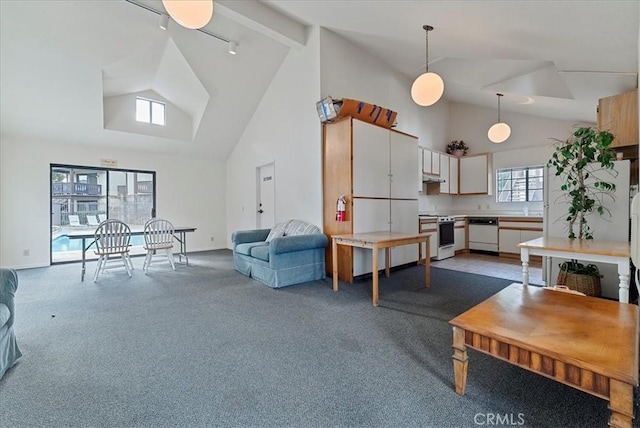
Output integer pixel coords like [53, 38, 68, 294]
[143, 218, 175, 274]
[87, 215, 100, 227]
[93, 219, 133, 282]
[68, 214, 82, 227]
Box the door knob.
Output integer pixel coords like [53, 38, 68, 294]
[258, 209, 264, 214]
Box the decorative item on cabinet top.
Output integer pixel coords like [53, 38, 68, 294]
[446, 140, 469, 156]
[316, 96, 397, 129]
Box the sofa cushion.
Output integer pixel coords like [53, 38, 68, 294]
[250, 245, 270, 262]
[235, 242, 268, 256]
[265, 222, 287, 242]
[283, 219, 321, 236]
[0, 304, 9, 329]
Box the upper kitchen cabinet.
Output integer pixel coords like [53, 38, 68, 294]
[597, 89, 638, 148]
[459, 153, 492, 195]
[422, 148, 440, 176]
[439, 154, 460, 195]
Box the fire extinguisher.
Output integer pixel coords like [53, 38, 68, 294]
[336, 195, 346, 222]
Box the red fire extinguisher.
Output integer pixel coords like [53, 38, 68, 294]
[336, 195, 346, 222]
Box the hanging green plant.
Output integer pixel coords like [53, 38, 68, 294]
[546, 126, 618, 240]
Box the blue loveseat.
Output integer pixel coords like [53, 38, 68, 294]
[232, 220, 328, 288]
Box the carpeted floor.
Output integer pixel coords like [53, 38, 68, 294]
[0, 250, 635, 428]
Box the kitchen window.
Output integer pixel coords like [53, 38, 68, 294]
[496, 165, 544, 202]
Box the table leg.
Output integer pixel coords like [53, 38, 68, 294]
[182, 232, 189, 266]
[81, 237, 87, 282]
[424, 239, 430, 287]
[332, 238, 339, 292]
[521, 248, 530, 286]
[452, 326, 468, 395]
[618, 260, 630, 304]
[385, 248, 390, 278]
[372, 246, 379, 306]
[608, 379, 634, 428]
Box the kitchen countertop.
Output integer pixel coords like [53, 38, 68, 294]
[419, 212, 543, 219]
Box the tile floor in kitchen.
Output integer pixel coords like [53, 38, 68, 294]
[431, 252, 544, 285]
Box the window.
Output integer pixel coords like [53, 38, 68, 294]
[136, 97, 165, 125]
[496, 166, 544, 202]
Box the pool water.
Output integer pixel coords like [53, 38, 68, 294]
[51, 235, 145, 252]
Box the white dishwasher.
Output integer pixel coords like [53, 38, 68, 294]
[468, 217, 498, 253]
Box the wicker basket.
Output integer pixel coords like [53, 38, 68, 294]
[557, 268, 601, 297]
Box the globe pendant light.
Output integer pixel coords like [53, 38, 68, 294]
[162, 0, 213, 30]
[488, 93, 511, 143]
[411, 25, 444, 107]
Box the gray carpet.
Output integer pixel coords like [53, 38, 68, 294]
[0, 250, 636, 428]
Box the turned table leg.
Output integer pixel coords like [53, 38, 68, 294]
[452, 326, 469, 395]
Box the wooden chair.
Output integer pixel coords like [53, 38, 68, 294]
[93, 219, 133, 282]
[143, 219, 175, 274]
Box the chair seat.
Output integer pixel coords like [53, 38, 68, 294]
[144, 243, 173, 250]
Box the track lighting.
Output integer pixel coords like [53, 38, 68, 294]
[159, 14, 169, 31]
[228, 41, 237, 55]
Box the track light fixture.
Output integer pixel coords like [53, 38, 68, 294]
[162, 0, 213, 30]
[159, 14, 169, 31]
[488, 93, 511, 143]
[411, 25, 444, 107]
[228, 41, 237, 55]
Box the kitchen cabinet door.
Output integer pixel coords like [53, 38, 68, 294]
[498, 229, 521, 254]
[598, 89, 638, 148]
[422, 148, 432, 174]
[352, 120, 389, 198]
[440, 154, 450, 194]
[449, 156, 459, 194]
[454, 227, 465, 251]
[390, 199, 418, 267]
[352, 198, 389, 276]
[390, 131, 418, 199]
[459, 154, 490, 195]
[431, 151, 441, 176]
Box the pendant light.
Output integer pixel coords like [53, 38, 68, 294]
[488, 93, 511, 143]
[411, 25, 444, 107]
[162, 0, 213, 30]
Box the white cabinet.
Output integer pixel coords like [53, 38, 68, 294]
[454, 217, 466, 251]
[449, 156, 459, 194]
[419, 219, 438, 259]
[440, 153, 451, 194]
[459, 154, 491, 195]
[324, 118, 419, 282]
[422, 148, 440, 176]
[498, 219, 543, 255]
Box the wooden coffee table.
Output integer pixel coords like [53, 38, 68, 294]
[449, 283, 639, 428]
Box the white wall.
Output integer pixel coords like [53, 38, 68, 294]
[0, 137, 226, 269]
[226, 27, 323, 245]
[103, 90, 194, 141]
[225, 27, 451, 247]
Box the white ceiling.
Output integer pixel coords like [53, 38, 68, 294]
[1, 1, 638, 160]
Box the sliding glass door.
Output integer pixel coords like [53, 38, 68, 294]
[50, 164, 156, 264]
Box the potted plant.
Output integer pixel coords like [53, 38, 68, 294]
[446, 140, 469, 156]
[547, 126, 618, 240]
[546, 126, 618, 296]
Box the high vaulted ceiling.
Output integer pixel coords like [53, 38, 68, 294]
[1, 1, 638, 160]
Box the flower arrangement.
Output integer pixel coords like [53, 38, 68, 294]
[446, 140, 469, 156]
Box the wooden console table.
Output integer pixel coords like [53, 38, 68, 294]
[450, 283, 639, 427]
[331, 231, 430, 306]
[518, 237, 631, 303]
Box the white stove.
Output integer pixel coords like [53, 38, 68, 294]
[419, 214, 455, 260]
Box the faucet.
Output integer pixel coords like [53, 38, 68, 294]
[523, 206, 529, 216]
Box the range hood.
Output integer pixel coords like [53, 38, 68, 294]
[422, 174, 445, 183]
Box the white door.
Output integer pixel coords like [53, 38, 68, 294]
[352, 120, 390, 198]
[257, 163, 275, 229]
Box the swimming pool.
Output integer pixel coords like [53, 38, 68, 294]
[51, 235, 145, 252]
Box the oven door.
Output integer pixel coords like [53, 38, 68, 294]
[438, 221, 455, 247]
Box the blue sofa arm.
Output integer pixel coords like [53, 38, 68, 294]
[270, 234, 328, 255]
[0, 268, 17, 328]
[231, 229, 271, 246]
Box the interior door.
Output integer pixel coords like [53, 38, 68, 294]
[257, 162, 275, 229]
